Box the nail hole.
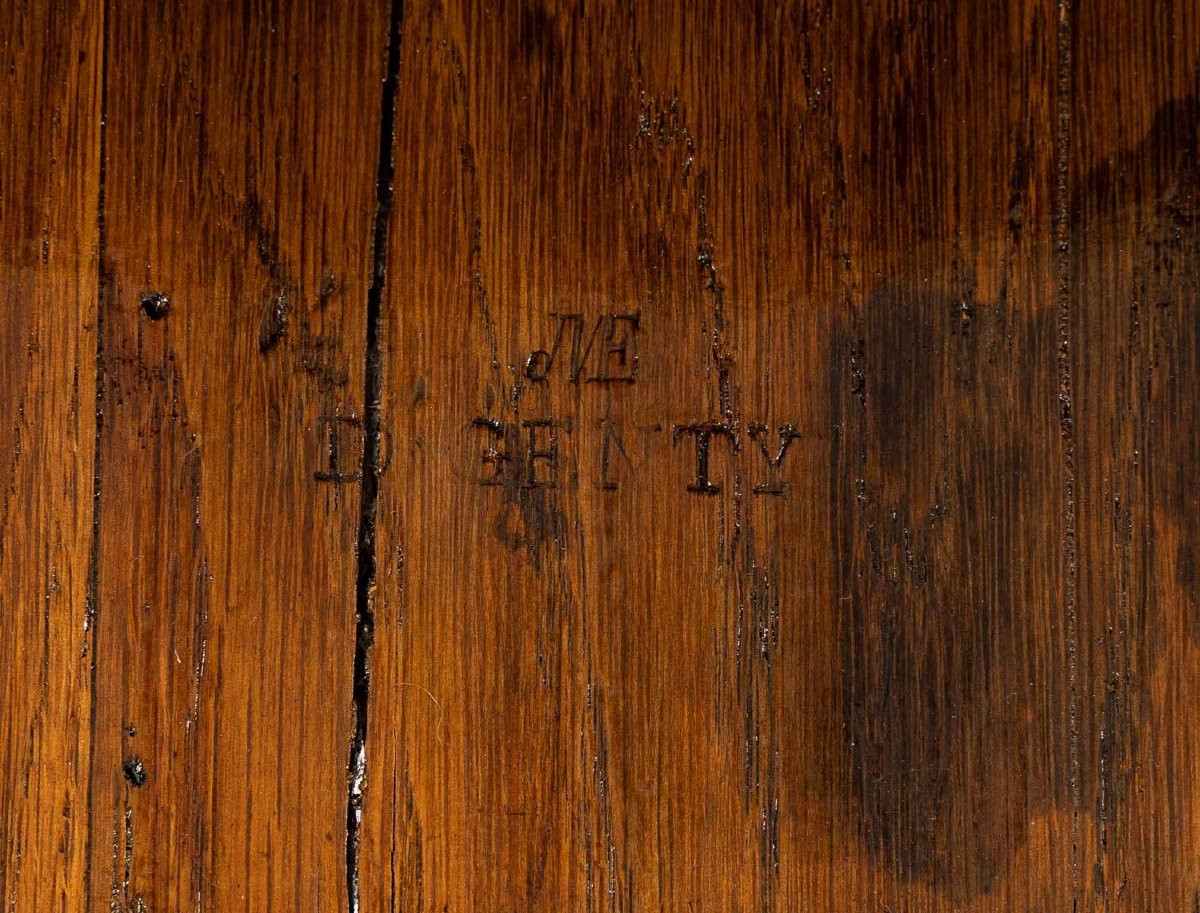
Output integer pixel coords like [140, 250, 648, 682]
[140, 291, 170, 320]
[122, 757, 147, 788]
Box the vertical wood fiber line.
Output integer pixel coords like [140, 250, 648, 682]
[347, 1, 405, 910]
[83, 1, 110, 908]
[1053, 0, 1081, 898]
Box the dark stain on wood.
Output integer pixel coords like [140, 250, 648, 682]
[831, 282, 1060, 898]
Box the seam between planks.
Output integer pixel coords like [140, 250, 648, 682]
[347, 1, 406, 910]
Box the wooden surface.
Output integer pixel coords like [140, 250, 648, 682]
[2, 1, 1199, 910]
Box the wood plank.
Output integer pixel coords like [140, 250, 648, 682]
[88, 2, 389, 909]
[1069, 4, 1200, 909]
[0, 2, 103, 909]
[361, 1, 1197, 910]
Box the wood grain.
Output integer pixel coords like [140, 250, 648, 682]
[0, 2, 102, 908]
[3, 1, 1200, 911]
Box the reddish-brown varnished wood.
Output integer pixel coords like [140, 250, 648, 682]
[0, 3, 102, 908]
[2, 2, 1199, 911]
